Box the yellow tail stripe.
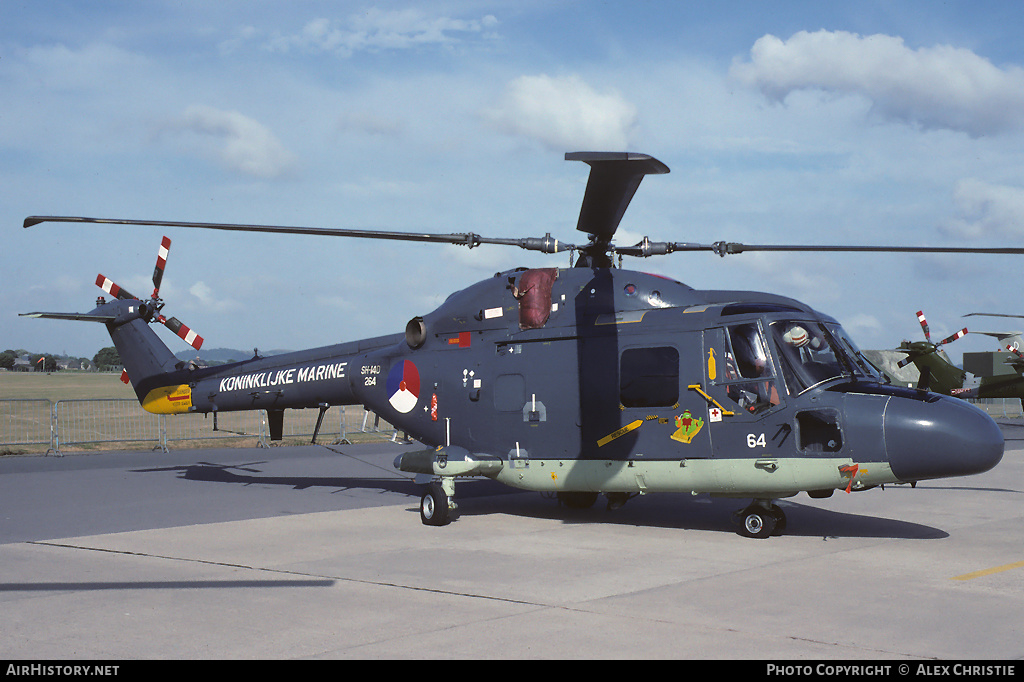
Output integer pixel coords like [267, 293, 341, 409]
[142, 385, 192, 414]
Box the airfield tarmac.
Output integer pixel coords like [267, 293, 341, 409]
[1, 426, 1022, 661]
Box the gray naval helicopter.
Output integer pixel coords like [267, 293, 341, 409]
[23, 152, 1012, 538]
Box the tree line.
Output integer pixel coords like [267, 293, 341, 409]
[0, 347, 123, 372]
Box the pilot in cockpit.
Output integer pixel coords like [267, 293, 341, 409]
[726, 323, 780, 412]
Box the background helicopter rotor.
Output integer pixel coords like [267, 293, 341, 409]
[895, 310, 968, 369]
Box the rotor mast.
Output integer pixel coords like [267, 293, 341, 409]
[567, 152, 670, 268]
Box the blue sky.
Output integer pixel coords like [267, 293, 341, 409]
[5, 0, 1024, 366]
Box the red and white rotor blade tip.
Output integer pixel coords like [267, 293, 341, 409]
[939, 328, 968, 345]
[96, 274, 136, 301]
[162, 316, 204, 350]
[916, 310, 931, 342]
[152, 236, 171, 295]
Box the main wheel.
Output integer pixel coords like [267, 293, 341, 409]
[420, 482, 451, 526]
[739, 507, 777, 539]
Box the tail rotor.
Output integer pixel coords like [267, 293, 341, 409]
[95, 236, 204, 350]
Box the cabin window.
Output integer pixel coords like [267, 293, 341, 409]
[720, 323, 782, 414]
[620, 346, 679, 408]
[796, 410, 843, 453]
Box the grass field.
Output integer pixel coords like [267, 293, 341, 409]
[0, 371, 398, 454]
[0, 371, 137, 401]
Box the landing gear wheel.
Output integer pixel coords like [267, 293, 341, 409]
[737, 505, 777, 539]
[420, 482, 451, 526]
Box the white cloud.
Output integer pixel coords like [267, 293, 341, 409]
[730, 30, 1024, 136]
[188, 280, 237, 313]
[15, 41, 148, 92]
[940, 179, 1024, 240]
[485, 74, 639, 151]
[162, 105, 297, 179]
[262, 9, 498, 57]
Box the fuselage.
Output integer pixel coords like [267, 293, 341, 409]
[117, 266, 1002, 498]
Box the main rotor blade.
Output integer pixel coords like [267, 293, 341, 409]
[567, 152, 669, 242]
[702, 242, 1024, 256]
[939, 328, 968, 345]
[614, 240, 1024, 257]
[24, 216, 574, 254]
[964, 312, 1024, 319]
[28, 215, 1024, 258]
[917, 310, 931, 342]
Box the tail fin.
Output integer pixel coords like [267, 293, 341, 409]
[21, 235, 204, 410]
[106, 307, 182, 399]
[22, 298, 182, 404]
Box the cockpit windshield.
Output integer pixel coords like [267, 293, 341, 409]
[825, 323, 884, 380]
[769, 321, 881, 394]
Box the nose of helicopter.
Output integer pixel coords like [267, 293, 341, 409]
[884, 394, 1003, 483]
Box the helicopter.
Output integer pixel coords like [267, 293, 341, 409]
[865, 310, 970, 394]
[21, 151, 1013, 538]
[870, 310, 1024, 407]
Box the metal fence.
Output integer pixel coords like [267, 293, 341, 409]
[1, 399, 402, 455]
[970, 397, 1024, 419]
[0, 400, 54, 449]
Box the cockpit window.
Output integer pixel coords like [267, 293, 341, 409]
[720, 323, 781, 414]
[825, 323, 884, 381]
[769, 321, 878, 393]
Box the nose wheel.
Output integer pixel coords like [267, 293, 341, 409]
[735, 501, 787, 538]
[420, 480, 457, 526]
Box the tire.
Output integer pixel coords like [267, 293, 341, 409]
[420, 482, 451, 526]
[739, 508, 776, 539]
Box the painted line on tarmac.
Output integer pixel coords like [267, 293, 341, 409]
[951, 560, 1024, 581]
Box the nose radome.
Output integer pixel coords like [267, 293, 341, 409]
[885, 395, 1003, 483]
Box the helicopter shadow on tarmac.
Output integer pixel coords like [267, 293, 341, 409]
[995, 421, 1024, 440]
[452, 491, 951, 540]
[128, 458, 518, 501]
[130, 459, 952, 539]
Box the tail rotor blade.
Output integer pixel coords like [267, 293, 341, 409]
[896, 351, 925, 368]
[916, 310, 931, 342]
[939, 328, 968, 345]
[162, 316, 204, 350]
[152, 236, 171, 295]
[96, 274, 136, 301]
